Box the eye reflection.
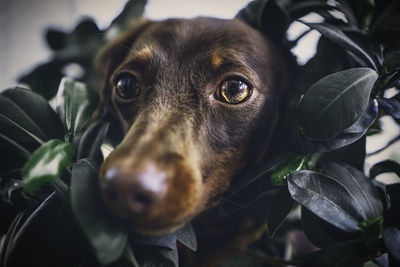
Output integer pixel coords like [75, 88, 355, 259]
[217, 79, 251, 104]
[115, 74, 141, 99]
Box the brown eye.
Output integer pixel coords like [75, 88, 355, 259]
[115, 74, 141, 99]
[217, 79, 252, 104]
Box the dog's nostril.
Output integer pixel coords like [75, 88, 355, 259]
[133, 192, 152, 204]
[101, 164, 167, 215]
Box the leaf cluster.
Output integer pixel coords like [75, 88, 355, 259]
[229, 0, 400, 266]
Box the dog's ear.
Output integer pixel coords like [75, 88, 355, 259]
[95, 19, 153, 101]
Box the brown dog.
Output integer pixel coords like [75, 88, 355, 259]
[96, 17, 288, 265]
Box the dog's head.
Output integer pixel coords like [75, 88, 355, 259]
[96, 17, 287, 235]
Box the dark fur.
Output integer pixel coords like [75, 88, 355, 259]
[96, 17, 288, 265]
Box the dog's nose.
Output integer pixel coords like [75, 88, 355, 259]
[102, 165, 167, 215]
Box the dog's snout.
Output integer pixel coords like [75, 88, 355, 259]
[102, 165, 167, 215]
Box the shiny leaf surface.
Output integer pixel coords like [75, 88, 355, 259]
[70, 158, 127, 265]
[302, 22, 378, 70]
[271, 156, 307, 186]
[383, 227, 400, 262]
[299, 68, 378, 140]
[301, 240, 368, 267]
[267, 187, 294, 237]
[21, 139, 74, 194]
[0, 87, 64, 144]
[57, 77, 99, 140]
[288, 162, 383, 233]
[302, 99, 378, 153]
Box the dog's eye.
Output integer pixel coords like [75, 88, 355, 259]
[217, 79, 251, 104]
[115, 75, 141, 99]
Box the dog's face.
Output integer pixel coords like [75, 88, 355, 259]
[96, 17, 287, 235]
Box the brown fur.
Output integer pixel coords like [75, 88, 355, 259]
[96, 17, 288, 264]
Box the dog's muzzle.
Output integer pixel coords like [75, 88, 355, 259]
[98, 112, 203, 235]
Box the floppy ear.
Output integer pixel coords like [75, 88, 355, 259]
[95, 19, 153, 106]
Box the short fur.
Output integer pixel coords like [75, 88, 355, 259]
[96, 17, 288, 265]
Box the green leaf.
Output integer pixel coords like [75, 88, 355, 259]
[0, 178, 25, 206]
[287, 2, 335, 20]
[383, 51, 400, 75]
[266, 187, 294, 237]
[299, 68, 378, 140]
[358, 216, 383, 248]
[377, 98, 400, 120]
[58, 77, 99, 140]
[342, 29, 383, 70]
[223, 159, 280, 198]
[301, 22, 378, 70]
[271, 156, 307, 186]
[0, 211, 28, 267]
[383, 227, 400, 262]
[45, 29, 67, 51]
[132, 233, 177, 251]
[50, 19, 103, 61]
[384, 183, 400, 227]
[288, 162, 383, 234]
[369, 160, 400, 179]
[0, 152, 24, 178]
[132, 223, 197, 252]
[370, 1, 400, 46]
[18, 61, 65, 100]
[0, 193, 60, 267]
[385, 183, 400, 227]
[108, 0, 148, 33]
[21, 139, 74, 194]
[133, 246, 176, 267]
[0, 87, 70, 178]
[176, 223, 197, 251]
[0, 134, 31, 159]
[109, 243, 140, 267]
[355, 0, 375, 31]
[300, 37, 349, 91]
[68, 19, 102, 47]
[302, 99, 378, 153]
[236, 0, 269, 29]
[70, 158, 128, 265]
[301, 240, 368, 267]
[76, 120, 110, 161]
[218, 159, 280, 214]
[0, 87, 64, 145]
[236, 0, 289, 41]
[122, 244, 140, 267]
[288, 170, 361, 233]
[301, 206, 336, 248]
[322, 162, 383, 220]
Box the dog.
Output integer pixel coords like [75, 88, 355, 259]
[95, 17, 288, 265]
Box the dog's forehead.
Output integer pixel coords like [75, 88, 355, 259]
[130, 17, 267, 62]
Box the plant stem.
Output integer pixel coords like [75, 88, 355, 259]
[239, 249, 302, 266]
[51, 178, 69, 202]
